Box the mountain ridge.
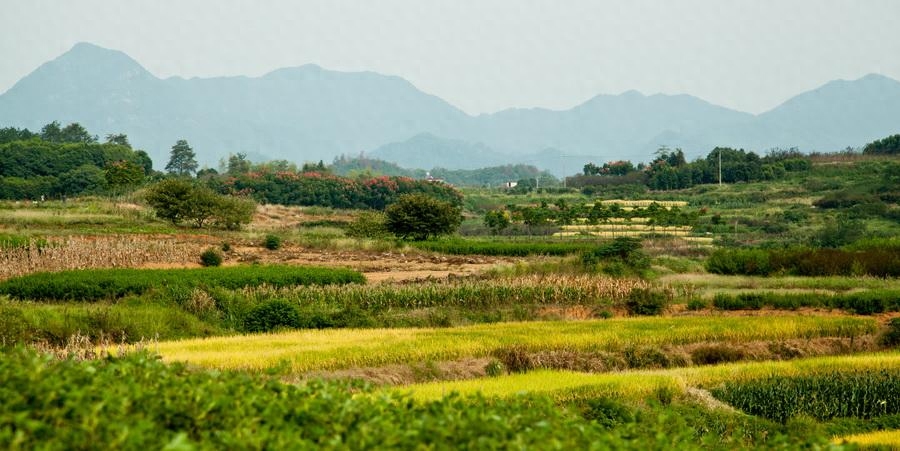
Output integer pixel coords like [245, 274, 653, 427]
[1, 42, 898, 173]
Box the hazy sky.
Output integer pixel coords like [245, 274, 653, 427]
[2, 0, 899, 115]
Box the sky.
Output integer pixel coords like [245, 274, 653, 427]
[2, 0, 899, 115]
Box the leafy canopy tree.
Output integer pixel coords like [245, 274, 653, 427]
[144, 179, 255, 229]
[385, 194, 461, 240]
[104, 160, 145, 190]
[105, 133, 131, 148]
[484, 209, 511, 234]
[165, 139, 198, 177]
[863, 134, 900, 155]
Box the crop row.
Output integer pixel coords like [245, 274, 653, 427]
[227, 274, 653, 311]
[0, 265, 365, 301]
[710, 289, 900, 315]
[409, 238, 600, 256]
[154, 315, 876, 373]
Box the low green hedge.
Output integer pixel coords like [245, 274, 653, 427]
[0, 265, 365, 302]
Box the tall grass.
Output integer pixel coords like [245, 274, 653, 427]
[223, 274, 652, 311]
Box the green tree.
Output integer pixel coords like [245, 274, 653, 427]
[58, 164, 106, 195]
[104, 160, 145, 190]
[484, 209, 511, 234]
[212, 195, 256, 230]
[226, 152, 251, 175]
[165, 139, 198, 177]
[105, 133, 131, 148]
[145, 179, 194, 224]
[40, 121, 63, 143]
[144, 179, 254, 229]
[385, 194, 461, 240]
[60, 123, 96, 144]
[863, 134, 900, 155]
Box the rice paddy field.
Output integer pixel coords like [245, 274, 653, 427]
[3, 156, 900, 449]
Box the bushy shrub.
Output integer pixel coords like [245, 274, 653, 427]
[385, 194, 462, 240]
[492, 345, 534, 373]
[345, 211, 390, 239]
[686, 298, 708, 311]
[706, 248, 772, 276]
[691, 345, 745, 365]
[624, 288, 667, 316]
[242, 299, 302, 333]
[582, 398, 634, 428]
[582, 237, 649, 273]
[199, 248, 223, 267]
[263, 234, 282, 250]
[881, 318, 900, 348]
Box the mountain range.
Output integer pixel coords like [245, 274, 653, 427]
[1, 42, 899, 175]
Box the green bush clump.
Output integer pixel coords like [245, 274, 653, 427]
[880, 318, 900, 348]
[712, 371, 900, 423]
[582, 238, 650, 275]
[199, 248, 223, 267]
[690, 345, 745, 365]
[243, 300, 302, 333]
[344, 211, 391, 239]
[0, 265, 365, 302]
[706, 249, 772, 276]
[624, 288, 668, 316]
[263, 234, 282, 250]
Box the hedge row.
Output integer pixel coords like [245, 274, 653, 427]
[711, 290, 900, 315]
[706, 248, 900, 277]
[0, 265, 365, 302]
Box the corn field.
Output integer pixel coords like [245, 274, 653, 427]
[0, 236, 206, 280]
[228, 274, 659, 310]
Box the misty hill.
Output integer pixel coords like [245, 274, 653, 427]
[368, 133, 509, 170]
[1, 43, 899, 172]
[0, 43, 471, 168]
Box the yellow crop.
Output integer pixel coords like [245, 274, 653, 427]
[154, 315, 875, 374]
[407, 352, 900, 402]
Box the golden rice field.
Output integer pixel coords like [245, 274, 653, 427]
[834, 430, 900, 448]
[153, 315, 876, 373]
[406, 352, 900, 402]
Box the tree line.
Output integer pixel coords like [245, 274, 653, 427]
[572, 146, 812, 192]
[0, 123, 151, 199]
